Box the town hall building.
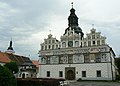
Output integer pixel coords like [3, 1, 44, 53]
[38, 6, 117, 80]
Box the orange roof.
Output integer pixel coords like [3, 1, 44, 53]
[0, 52, 11, 63]
[32, 60, 39, 68]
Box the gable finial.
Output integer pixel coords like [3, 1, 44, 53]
[71, 2, 73, 8]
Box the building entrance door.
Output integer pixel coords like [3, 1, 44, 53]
[22, 73, 25, 78]
[65, 67, 75, 80]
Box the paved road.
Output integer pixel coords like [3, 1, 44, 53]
[68, 81, 120, 86]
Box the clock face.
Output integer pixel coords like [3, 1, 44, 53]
[68, 41, 73, 47]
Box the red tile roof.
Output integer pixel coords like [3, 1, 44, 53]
[32, 60, 39, 68]
[0, 52, 34, 66]
[0, 52, 11, 63]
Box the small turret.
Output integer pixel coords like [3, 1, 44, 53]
[6, 40, 15, 54]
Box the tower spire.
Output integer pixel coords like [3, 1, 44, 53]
[6, 39, 15, 54]
[68, 3, 78, 27]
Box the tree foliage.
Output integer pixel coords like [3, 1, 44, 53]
[0, 65, 17, 86]
[4, 61, 19, 74]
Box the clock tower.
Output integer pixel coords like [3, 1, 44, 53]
[61, 4, 84, 48]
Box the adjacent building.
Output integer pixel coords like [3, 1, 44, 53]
[0, 40, 38, 78]
[38, 6, 117, 80]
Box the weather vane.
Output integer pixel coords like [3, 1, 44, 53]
[71, 2, 73, 8]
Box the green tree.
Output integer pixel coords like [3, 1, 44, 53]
[4, 61, 19, 74]
[0, 65, 17, 86]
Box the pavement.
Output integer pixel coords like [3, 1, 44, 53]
[68, 81, 120, 86]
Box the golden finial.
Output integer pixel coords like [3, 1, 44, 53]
[71, 2, 73, 8]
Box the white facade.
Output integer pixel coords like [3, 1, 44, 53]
[38, 7, 116, 80]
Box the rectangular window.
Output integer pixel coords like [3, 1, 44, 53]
[82, 71, 86, 77]
[52, 40, 55, 43]
[88, 41, 91, 46]
[49, 45, 51, 49]
[59, 71, 63, 77]
[45, 45, 47, 50]
[102, 40, 105, 45]
[93, 41, 95, 45]
[92, 35, 95, 39]
[84, 54, 90, 63]
[97, 40, 100, 45]
[47, 71, 50, 77]
[96, 70, 101, 77]
[52, 45, 54, 49]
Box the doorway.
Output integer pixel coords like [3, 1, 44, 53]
[65, 67, 75, 80]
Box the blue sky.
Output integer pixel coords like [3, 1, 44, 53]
[0, 0, 120, 60]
